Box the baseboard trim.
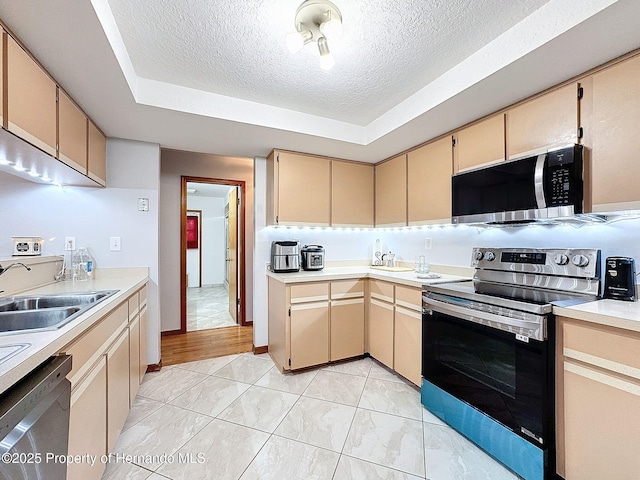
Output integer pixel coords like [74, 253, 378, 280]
[161, 329, 183, 336]
[253, 344, 268, 355]
[146, 360, 162, 372]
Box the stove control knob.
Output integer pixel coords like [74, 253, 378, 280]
[484, 251, 496, 261]
[554, 254, 569, 265]
[474, 251, 484, 261]
[571, 254, 589, 267]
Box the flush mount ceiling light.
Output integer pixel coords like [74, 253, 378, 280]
[286, 0, 343, 70]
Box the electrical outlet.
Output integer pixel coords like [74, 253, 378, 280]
[110, 237, 121, 251]
[425, 238, 432, 250]
[65, 237, 76, 251]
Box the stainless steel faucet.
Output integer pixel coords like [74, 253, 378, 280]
[0, 262, 32, 277]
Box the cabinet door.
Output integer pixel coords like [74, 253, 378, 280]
[506, 83, 579, 159]
[88, 120, 107, 186]
[332, 161, 374, 227]
[586, 55, 640, 211]
[563, 363, 640, 480]
[290, 302, 329, 369]
[407, 137, 453, 224]
[454, 114, 504, 172]
[331, 299, 365, 361]
[6, 35, 57, 156]
[68, 357, 107, 480]
[139, 304, 148, 383]
[107, 329, 130, 453]
[58, 88, 88, 174]
[368, 298, 394, 368]
[128, 313, 140, 405]
[393, 306, 422, 386]
[375, 154, 407, 227]
[0, 31, 4, 127]
[276, 151, 331, 226]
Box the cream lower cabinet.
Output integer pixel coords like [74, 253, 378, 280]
[106, 329, 130, 452]
[67, 356, 107, 480]
[330, 280, 365, 361]
[128, 290, 141, 405]
[393, 285, 422, 386]
[62, 285, 148, 480]
[556, 317, 640, 479]
[368, 280, 395, 369]
[139, 289, 148, 382]
[290, 282, 330, 369]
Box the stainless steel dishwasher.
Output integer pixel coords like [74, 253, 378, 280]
[0, 355, 72, 480]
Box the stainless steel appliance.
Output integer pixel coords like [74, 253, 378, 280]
[0, 355, 72, 480]
[421, 247, 600, 480]
[270, 241, 300, 273]
[452, 144, 584, 224]
[604, 256, 636, 301]
[301, 245, 324, 271]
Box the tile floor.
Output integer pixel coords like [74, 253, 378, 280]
[103, 354, 521, 480]
[187, 285, 236, 331]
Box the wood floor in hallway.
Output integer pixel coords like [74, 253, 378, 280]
[161, 325, 253, 366]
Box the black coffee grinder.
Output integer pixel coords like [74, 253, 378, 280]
[603, 257, 637, 301]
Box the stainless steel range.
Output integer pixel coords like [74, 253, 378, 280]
[421, 247, 600, 480]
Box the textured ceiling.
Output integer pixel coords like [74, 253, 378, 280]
[0, 0, 639, 162]
[108, 0, 549, 125]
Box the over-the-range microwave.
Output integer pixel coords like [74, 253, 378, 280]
[452, 144, 584, 224]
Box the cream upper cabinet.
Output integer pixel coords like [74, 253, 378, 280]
[582, 55, 640, 211]
[453, 114, 505, 172]
[375, 154, 407, 227]
[407, 137, 453, 224]
[267, 150, 331, 226]
[332, 160, 374, 227]
[6, 34, 57, 156]
[556, 317, 640, 479]
[506, 83, 579, 159]
[58, 88, 88, 174]
[88, 120, 107, 186]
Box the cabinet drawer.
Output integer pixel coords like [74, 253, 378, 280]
[62, 302, 128, 387]
[290, 283, 329, 303]
[370, 280, 394, 303]
[563, 320, 640, 378]
[395, 285, 421, 311]
[128, 292, 139, 321]
[331, 279, 364, 299]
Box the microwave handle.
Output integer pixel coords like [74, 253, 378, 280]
[534, 153, 547, 209]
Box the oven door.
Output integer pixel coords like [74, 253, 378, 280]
[422, 294, 554, 448]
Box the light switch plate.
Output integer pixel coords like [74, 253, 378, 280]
[110, 237, 121, 251]
[425, 238, 432, 250]
[65, 237, 76, 251]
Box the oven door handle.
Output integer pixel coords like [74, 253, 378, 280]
[423, 294, 546, 341]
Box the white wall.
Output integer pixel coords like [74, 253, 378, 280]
[0, 138, 161, 364]
[187, 196, 227, 286]
[252, 157, 640, 347]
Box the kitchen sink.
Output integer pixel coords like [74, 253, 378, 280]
[0, 290, 118, 335]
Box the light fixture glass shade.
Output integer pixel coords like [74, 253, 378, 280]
[320, 16, 342, 40]
[317, 36, 335, 70]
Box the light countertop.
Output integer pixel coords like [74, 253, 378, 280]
[266, 265, 471, 289]
[0, 267, 149, 394]
[554, 299, 640, 333]
[267, 264, 640, 333]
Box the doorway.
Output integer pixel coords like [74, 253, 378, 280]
[180, 176, 247, 333]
